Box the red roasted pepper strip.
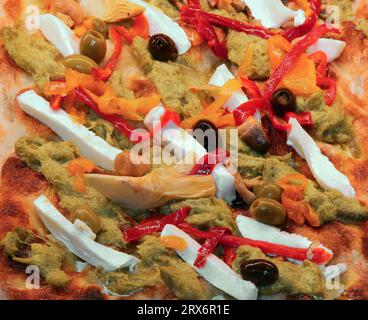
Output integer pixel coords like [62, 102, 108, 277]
[194, 227, 227, 268]
[192, 12, 228, 59]
[233, 98, 266, 126]
[181, 7, 274, 39]
[264, 24, 332, 100]
[189, 149, 229, 175]
[282, 0, 321, 42]
[240, 77, 262, 99]
[308, 51, 337, 106]
[123, 207, 191, 242]
[50, 95, 64, 110]
[178, 223, 332, 264]
[223, 246, 236, 266]
[285, 111, 314, 127]
[92, 26, 123, 81]
[75, 86, 135, 140]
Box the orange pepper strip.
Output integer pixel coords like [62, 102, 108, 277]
[114, 14, 149, 44]
[160, 236, 188, 251]
[268, 35, 320, 95]
[67, 158, 96, 193]
[277, 173, 308, 199]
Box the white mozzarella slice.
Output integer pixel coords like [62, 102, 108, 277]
[208, 64, 261, 120]
[34, 195, 139, 271]
[307, 39, 346, 63]
[39, 14, 79, 56]
[236, 215, 333, 263]
[161, 224, 258, 300]
[73, 219, 96, 240]
[144, 107, 236, 203]
[323, 263, 347, 280]
[287, 118, 355, 197]
[241, 0, 301, 29]
[128, 0, 190, 54]
[17, 90, 121, 171]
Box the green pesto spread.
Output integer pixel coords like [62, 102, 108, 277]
[233, 246, 325, 297]
[146, 0, 179, 17]
[131, 37, 203, 118]
[0, 228, 70, 287]
[99, 236, 207, 299]
[263, 158, 368, 224]
[1, 26, 65, 89]
[226, 30, 270, 80]
[171, 197, 235, 231]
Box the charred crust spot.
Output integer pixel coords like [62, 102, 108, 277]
[80, 287, 105, 300]
[1, 157, 47, 195]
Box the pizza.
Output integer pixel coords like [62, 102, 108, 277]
[0, 0, 368, 300]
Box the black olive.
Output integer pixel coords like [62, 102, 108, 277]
[230, 192, 249, 209]
[192, 120, 219, 152]
[271, 88, 296, 116]
[148, 34, 179, 62]
[240, 259, 279, 286]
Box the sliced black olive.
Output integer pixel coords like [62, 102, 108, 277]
[148, 34, 178, 62]
[271, 88, 296, 116]
[192, 120, 218, 152]
[240, 259, 279, 286]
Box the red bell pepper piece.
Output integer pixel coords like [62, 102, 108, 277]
[233, 98, 266, 126]
[223, 245, 236, 266]
[50, 95, 64, 110]
[181, 7, 274, 40]
[240, 77, 262, 99]
[194, 227, 227, 268]
[284, 111, 314, 127]
[75, 86, 135, 141]
[178, 223, 332, 264]
[308, 51, 337, 106]
[148, 109, 182, 140]
[264, 24, 332, 100]
[282, 0, 321, 42]
[123, 207, 191, 242]
[114, 15, 149, 44]
[189, 149, 229, 176]
[92, 26, 123, 82]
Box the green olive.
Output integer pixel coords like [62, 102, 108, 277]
[92, 18, 108, 38]
[64, 54, 98, 74]
[80, 30, 107, 63]
[250, 198, 286, 226]
[255, 183, 283, 202]
[69, 206, 102, 234]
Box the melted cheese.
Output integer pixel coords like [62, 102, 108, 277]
[307, 39, 346, 63]
[17, 90, 121, 171]
[241, 0, 302, 28]
[208, 64, 261, 120]
[161, 224, 258, 300]
[287, 118, 355, 197]
[34, 195, 139, 271]
[39, 14, 79, 56]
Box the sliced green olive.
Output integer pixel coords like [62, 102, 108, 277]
[255, 183, 283, 202]
[250, 198, 286, 226]
[69, 206, 102, 234]
[80, 30, 107, 63]
[92, 18, 108, 38]
[64, 54, 98, 74]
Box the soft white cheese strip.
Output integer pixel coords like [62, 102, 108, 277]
[241, 0, 303, 28]
[128, 0, 190, 54]
[34, 195, 139, 271]
[161, 224, 258, 300]
[17, 90, 121, 171]
[307, 39, 346, 63]
[287, 118, 355, 197]
[39, 14, 79, 56]
[208, 64, 261, 121]
[144, 106, 236, 203]
[236, 215, 333, 263]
